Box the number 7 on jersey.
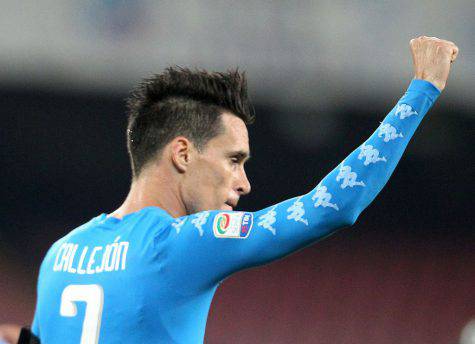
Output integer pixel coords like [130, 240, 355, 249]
[60, 284, 104, 344]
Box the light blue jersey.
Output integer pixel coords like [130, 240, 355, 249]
[32, 80, 440, 343]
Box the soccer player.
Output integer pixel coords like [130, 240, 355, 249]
[23, 36, 457, 343]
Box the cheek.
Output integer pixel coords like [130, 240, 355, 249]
[206, 164, 234, 201]
[211, 167, 231, 194]
[195, 163, 228, 197]
[187, 159, 234, 209]
[201, 164, 226, 188]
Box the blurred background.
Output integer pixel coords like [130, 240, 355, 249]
[1, 1, 474, 343]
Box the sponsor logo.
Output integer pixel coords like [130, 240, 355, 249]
[191, 211, 210, 236]
[395, 103, 418, 119]
[172, 217, 186, 234]
[312, 184, 339, 211]
[378, 123, 403, 142]
[286, 197, 309, 226]
[257, 206, 277, 235]
[336, 162, 365, 189]
[240, 213, 253, 237]
[213, 212, 253, 239]
[358, 143, 387, 166]
[216, 213, 231, 234]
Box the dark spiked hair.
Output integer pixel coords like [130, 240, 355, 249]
[126, 66, 254, 179]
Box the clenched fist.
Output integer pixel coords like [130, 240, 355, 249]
[410, 36, 459, 91]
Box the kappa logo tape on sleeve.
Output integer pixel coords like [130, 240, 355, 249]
[213, 212, 253, 239]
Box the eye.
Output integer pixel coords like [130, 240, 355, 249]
[227, 152, 250, 166]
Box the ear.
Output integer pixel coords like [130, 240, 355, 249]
[170, 137, 193, 173]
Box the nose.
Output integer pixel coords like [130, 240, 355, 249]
[237, 167, 251, 196]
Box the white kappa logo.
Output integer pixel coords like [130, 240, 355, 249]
[191, 211, 210, 236]
[358, 143, 387, 166]
[172, 217, 186, 234]
[336, 162, 366, 189]
[378, 123, 403, 142]
[395, 103, 418, 119]
[311, 184, 339, 211]
[257, 206, 277, 235]
[286, 196, 309, 226]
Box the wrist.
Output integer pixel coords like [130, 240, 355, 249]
[413, 75, 444, 92]
[407, 79, 441, 103]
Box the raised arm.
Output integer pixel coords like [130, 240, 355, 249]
[159, 36, 458, 291]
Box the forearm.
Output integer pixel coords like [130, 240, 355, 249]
[314, 79, 440, 225]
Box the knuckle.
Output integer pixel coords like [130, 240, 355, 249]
[440, 46, 451, 54]
[436, 41, 447, 49]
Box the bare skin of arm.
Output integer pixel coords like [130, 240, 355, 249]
[0, 324, 21, 344]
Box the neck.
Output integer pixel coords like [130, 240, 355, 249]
[108, 167, 185, 219]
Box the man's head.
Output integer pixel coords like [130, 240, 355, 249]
[126, 67, 254, 214]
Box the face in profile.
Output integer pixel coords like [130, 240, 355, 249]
[183, 113, 251, 214]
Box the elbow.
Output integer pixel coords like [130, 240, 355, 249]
[341, 211, 360, 227]
[309, 207, 362, 232]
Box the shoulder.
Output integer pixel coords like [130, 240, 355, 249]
[37, 218, 97, 275]
[137, 206, 176, 235]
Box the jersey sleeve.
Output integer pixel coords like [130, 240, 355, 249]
[31, 240, 60, 338]
[158, 79, 440, 291]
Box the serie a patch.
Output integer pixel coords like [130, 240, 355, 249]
[213, 212, 253, 239]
